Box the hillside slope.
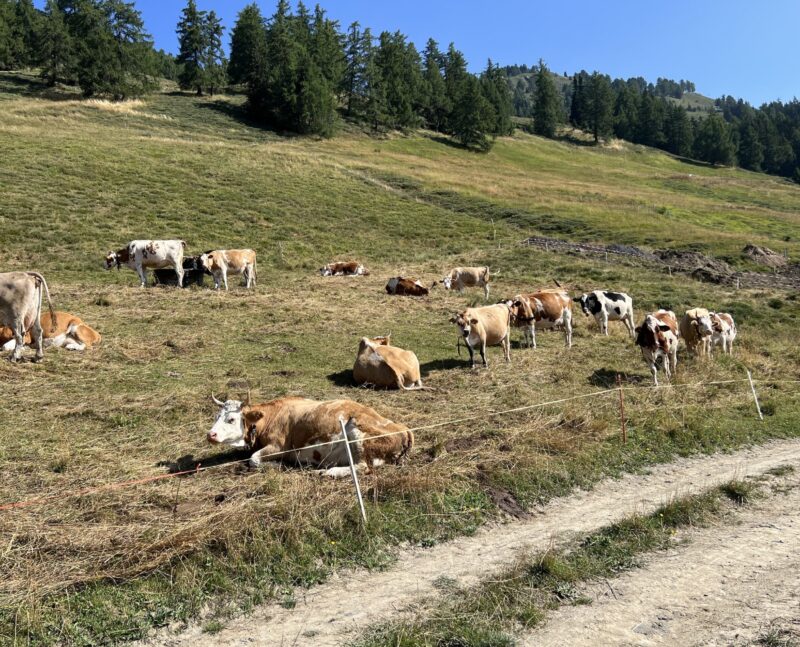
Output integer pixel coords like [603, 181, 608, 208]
[1, 72, 799, 645]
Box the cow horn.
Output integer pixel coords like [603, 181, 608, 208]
[211, 393, 224, 406]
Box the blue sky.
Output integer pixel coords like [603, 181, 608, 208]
[53, 1, 800, 105]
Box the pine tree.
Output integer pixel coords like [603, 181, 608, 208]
[480, 59, 512, 136]
[374, 30, 422, 129]
[0, 0, 14, 70]
[420, 38, 449, 131]
[342, 21, 366, 116]
[39, 0, 74, 86]
[663, 103, 693, 156]
[451, 74, 496, 151]
[737, 113, 764, 171]
[612, 85, 639, 141]
[176, 0, 207, 94]
[443, 43, 468, 133]
[569, 71, 588, 129]
[203, 10, 225, 95]
[310, 4, 344, 91]
[635, 92, 665, 147]
[512, 79, 530, 118]
[228, 3, 266, 87]
[11, 0, 39, 68]
[693, 114, 735, 166]
[532, 59, 559, 138]
[586, 72, 613, 142]
[362, 28, 387, 130]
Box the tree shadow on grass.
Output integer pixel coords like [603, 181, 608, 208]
[589, 368, 646, 388]
[0, 72, 78, 101]
[197, 98, 285, 134]
[157, 449, 251, 475]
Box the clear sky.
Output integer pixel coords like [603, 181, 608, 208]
[60, 0, 800, 106]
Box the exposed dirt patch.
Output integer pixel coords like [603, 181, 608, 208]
[138, 439, 800, 647]
[744, 243, 789, 268]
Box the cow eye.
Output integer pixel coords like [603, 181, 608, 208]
[227, 417, 236, 424]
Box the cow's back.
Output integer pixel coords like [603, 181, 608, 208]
[466, 304, 510, 343]
[529, 290, 570, 321]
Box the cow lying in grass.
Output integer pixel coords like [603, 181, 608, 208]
[0, 311, 101, 352]
[353, 336, 426, 390]
[385, 277, 429, 296]
[207, 396, 414, 475]
[319, 261, 369, 276]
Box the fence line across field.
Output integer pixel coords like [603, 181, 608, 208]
[1, 375, 797, 514]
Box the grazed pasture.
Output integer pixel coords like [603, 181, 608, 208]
[1, 72, 799, 644]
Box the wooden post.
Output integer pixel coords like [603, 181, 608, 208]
[736, 277, 740, 290]
[340, 418, 368, 523]
[605, 251, 609, 262]
[668, 265, 672, 276]
[746, 369, 764, 421]
[616, 374, 627, 444]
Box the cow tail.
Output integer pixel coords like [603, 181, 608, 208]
[456, 336, 462, 357]
[483, 267, 491, 283]
[28, 272, 56, 332]
[553, 279, 562, 288]
[181, 240, 186, 248]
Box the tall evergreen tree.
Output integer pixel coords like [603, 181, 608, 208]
[635, 92, 665, 147]
[362, 28, 386, 129]
[693, 113, 735, 165]
[420, 37, 449, 131]
[443, 43, 468, 133]
[451, 73, 495, 151]
[342, 21, 367, 116]
[612, 84, 639, 141]
[11, 0, 39, 68]
[176, 0, 207, 94]
[736, 113, 764, 170]
[512, 79, 530, 119]
[0, 1, 15, 69]
[39, 0, 74, 86]
[202, 10, 225, 95]
[586, 72, 613, 142]
[228, 3, 266, 87]
[569, 71, 588, 129]
[663, 103, 693, 156]
[374, 30, 422, 129]
[532, 59, 559, 138]
[480, 59, 513, 136]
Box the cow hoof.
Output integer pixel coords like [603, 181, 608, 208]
[32, 356, 44, 363]
[249, 456, 262, 469]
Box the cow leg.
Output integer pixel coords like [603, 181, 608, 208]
[175, 263, 185, 288]
[600, 313, 609, 336]
[319, 465, 362, 478]
[484, 283, 490, 300]
[466, 342, 475, 368]
[564, 309, 573, 348]
[249, 443, 283, 469]
[30, 315, 44, 362]
[625, 313, 635, 337]
[136, 265, 147, 288]
[10, 322, 25, 362]
[222, 268, 229, 291]
[651, 362, 659, 387]
[480, 340, 488, 368]
[503, 334, 510, 362]
[530, 325, 537, 349]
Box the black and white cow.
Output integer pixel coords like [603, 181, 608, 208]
[573, 290, 635, 337]
[153, 254, 211, 288]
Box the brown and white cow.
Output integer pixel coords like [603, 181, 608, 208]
[0, 311, 101, 352]
[507, 289, 573, 348]
[104, 240, 186, 288]
[0, 272, 55, 362]
[319, 261, 370, 277]
[709, 312, 737, 355]
[679, 308, 714, 357]
[433, 267, 491, 300]
[207, 396, 414, 476]
[635, 310, 679, 386]
[385, 277, 429, 296]
[200, 249, 257, 290]
[353, 336, 426, 390]
[450, 303, 511, 368]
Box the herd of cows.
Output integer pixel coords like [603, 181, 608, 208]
[0, 239, 739, 476]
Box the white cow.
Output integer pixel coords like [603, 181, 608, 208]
[104, 240, 186, 288]
[0, 272, 55, 362]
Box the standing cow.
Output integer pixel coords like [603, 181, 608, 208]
[679, 308, 714, 357]
[709, 312, 737, 355]
[200, 249, 257, 290]
[574, 290, 635, 337]
[433, 267, 491, 300]
[0, 272, 55, 362]
[508, 289, 573, 348]
[104, 240, 186, 288]
[635, 310, 679, 386]
[450, 303, 511, 368]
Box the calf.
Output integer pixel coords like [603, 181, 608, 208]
[635, 310, 679, 386]
[104, 240, 186, 288]
[353, 336, 426, 390]
[319, 261, 369, 277]
[385, 277, 429, 296]
[208, 396, 413, 476]
[200, 249, 257, 290]
[433, 267, 491, 300]
[1, 310, 100, 352]
[0, 272, 55, 362]
[450, 303, 511, 368]
[153, 255, 210, 288]
[574, 290, 635, 337]
[508, 289, 573, 348]
[709, 312, 737, 355]
[679, 308, 714, 356]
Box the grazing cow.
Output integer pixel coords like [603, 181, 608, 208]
[0, 272, 55, 362]
[353, 336, 426, 390]
[208, 396, 414, 475]
[319, 261, 369, 277]
[200, 249, 257, 290]
[573, 290, 635, 337]
[104, 240, 186, 288]
[709, 312, 737, 355]
[385, 277, 429, 296]
[153, 255, 211, 287]
[433, 267, 491, 300]
[0, 311, 100, 352]
[635, 310, 679, 386]
[679, 308, 714, 356]
[450, 303, 511, 368]
[508, 289, 573, 348]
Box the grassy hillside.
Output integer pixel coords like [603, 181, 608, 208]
[1, 71, 800, 645]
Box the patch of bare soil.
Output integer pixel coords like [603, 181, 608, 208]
[139, 439, 800, 647]
[525, 470, 800, 647]
[743, 243, 789, 268]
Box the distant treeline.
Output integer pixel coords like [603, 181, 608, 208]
[508, 63, 800, 182]
[1, 1, 799, 175]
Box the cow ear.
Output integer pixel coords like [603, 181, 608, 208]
[449, 315, 457, 323]
[469, 318, 479, 325]
[658, 324, 671, 332]
[634, 326, 641, 333]
[691, 320, 699, 327]
[244, 410, 263, 424]
[572, 296, 581, 302]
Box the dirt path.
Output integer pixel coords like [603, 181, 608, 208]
[142, 439, 800, 647]
[525, 471, 800, 647]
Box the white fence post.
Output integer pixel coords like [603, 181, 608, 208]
[340, 418, 368, 523]
[746, 370, 764, 421]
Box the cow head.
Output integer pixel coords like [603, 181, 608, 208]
[319, 265, 332, 276]
[370, 334, 391, 346]
[450, 312, 478, 338]
[573, 294, 592, 316]
[636, 314, 673, 350]
[208, 395, 250, 447]
[441, 276, 453, 290]
[692, 313, 714, 338]
[104, 251, 119, 271]
[507, 296, 534, 324]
